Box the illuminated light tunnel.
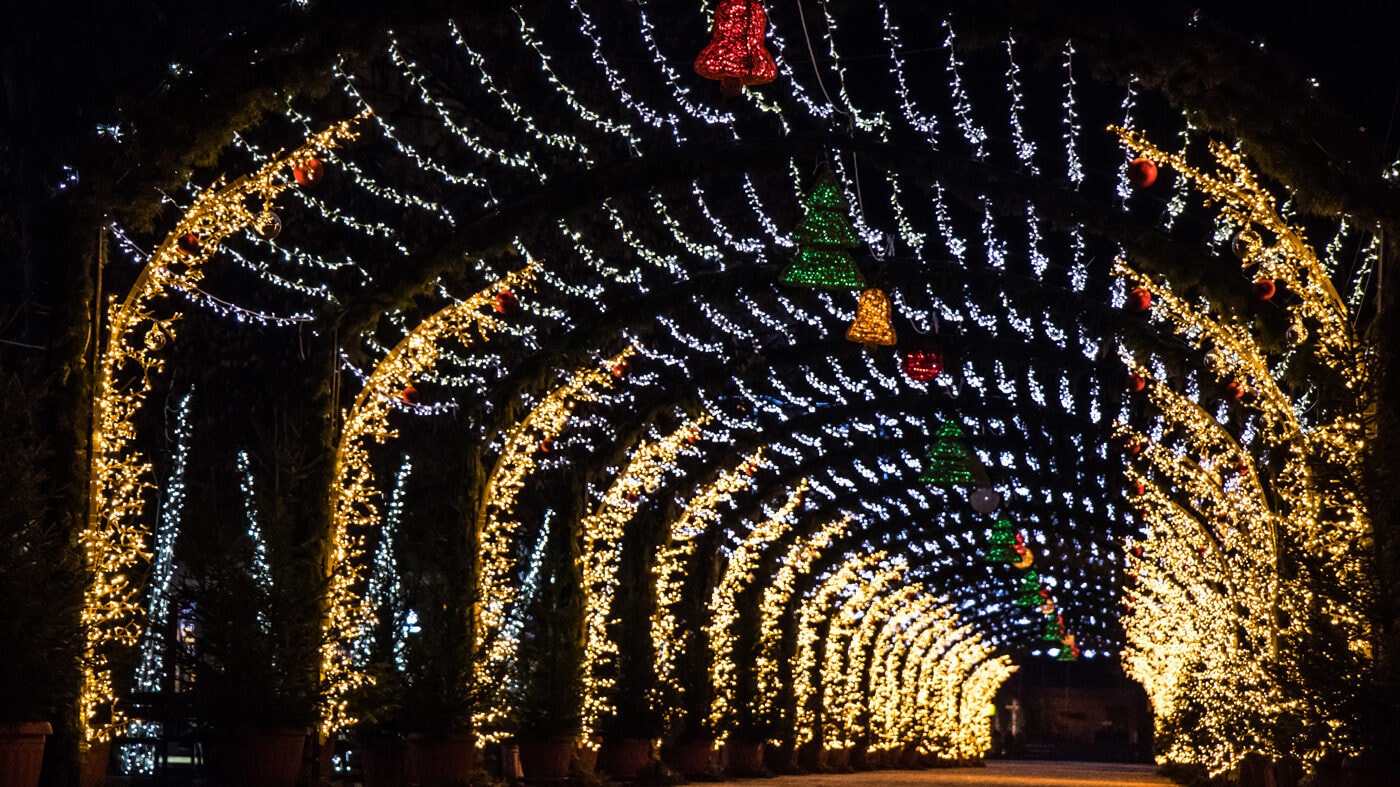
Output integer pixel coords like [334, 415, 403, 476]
[70, 3, 1390, 785]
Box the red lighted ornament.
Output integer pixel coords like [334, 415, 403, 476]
[176, 233, 201, 255]
[1253, 279, 1277, 301]
[539, 438, 554, 453]
[1127, 157, 1158, 189]
[1126, 287, 1152, 312]
[1133, 481, 1146, 496]
[293, 157, 325, 186]
[611, 361, 629, 379]
[401, 386, 419, 404]
[901, 350, 945, 382]
[493, 289, 518, 315]
[1128, 373, 1147, 392]
[1226, 381, 1245, 400]
[694, 0, 777, 96]
[1126, 440, 1142, 456]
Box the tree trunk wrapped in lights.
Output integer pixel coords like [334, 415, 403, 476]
[471, 347, 636, 743]
[1111, 127, 1374, 777]
[649, 452, 763, 737]
[750, 517, 848, 743]
[580, 417, 709, 744]
[84, 116, 365, 745]
[322, 264, 539, 738]
[706, 481, 807, 741]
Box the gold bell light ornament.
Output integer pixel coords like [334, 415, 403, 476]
[845, 287, 897, 346]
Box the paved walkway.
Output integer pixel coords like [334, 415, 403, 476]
[724, 760, 1174, 786]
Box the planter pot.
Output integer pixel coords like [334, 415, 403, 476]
[724, 739, 765, 776]
[849, 743, 870, 771]
[517, 735, 574, 781]
[896, 743, 921, 769]
[404, 732, 476, 787]
[575, 738, 600, 774]
[822, 745, 850, 772]
[665, 738, 717, 778]
[0, 722, 52, 787]
[203, 726, 307, 787]
[596, 738, 651, 779]
[361, 736, 406, 787]
[81, 738, 111, 787]
[762, 741, 795, 774]
[301, 735, 335, 783]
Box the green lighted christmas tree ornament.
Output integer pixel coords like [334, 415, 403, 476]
[982, 517, 1018, 563]
[919, 420, 975, 485]
[781, 172, 867, 289]
[1013, 569, 1042, 606]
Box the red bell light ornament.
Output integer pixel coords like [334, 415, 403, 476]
[1126, 287, 1152, 312]
[694, 0, 777, 96]
[901, 350, 944, 382]
[1253, 279, 1277, 301]
[1128, 373, 1147, 393]
[1127, 157, 1158, 189]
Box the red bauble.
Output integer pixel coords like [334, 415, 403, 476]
[1126, 441, 1142, 456]
[293, 157, 325, 186]
[1130, 546, 1144, 558]
[1253, 279, 1277, 301]
[901, 350, 944, 382]
[626, 492, 639, 503]
[744, 465, 755, 477]
[1226, 381, 1245, 400]
[1128, 373, 1147, 392]
[176, 232, 201, 255]
[1133, 481, 1146, 496]
[1235, 462, 1250, 476]
[401, 386, 419, 404]
[539, 438, 553, 453]
[493, 289, 518, 315]
[1126, 287, 1152, 312]
[1127, 157, 1158, 189]
[611, 361, 629, 379]
[694, 0, 777, 95]
[685, 433, 699, 445]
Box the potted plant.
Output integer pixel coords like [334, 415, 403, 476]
[397, 601, 480, 787]
[0, 366, 83, 787]
[513, 540, 586, 782]
[178, 424, 326, 787]
[180, 547, 318, 787]
[584, 524, 666, 782]
[346, 652, 408, 786]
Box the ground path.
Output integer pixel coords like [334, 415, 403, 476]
[724, 761, 1174, 786]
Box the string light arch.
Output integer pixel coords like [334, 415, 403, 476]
[97, 2, 1389, 778]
